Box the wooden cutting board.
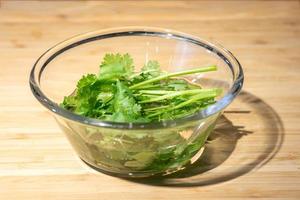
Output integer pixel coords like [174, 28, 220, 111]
[0, 1, 299, 199]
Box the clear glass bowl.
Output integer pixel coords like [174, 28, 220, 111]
[29, 27, 243, 177]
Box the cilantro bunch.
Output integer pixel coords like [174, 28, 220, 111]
[61, 53, 221, 123]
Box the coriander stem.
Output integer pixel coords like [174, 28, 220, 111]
[129, 65, 217, 89]
[138, 90, 174, 95]
[170, 90, 221, 110]
[144, 105, 170, 111]
[133, 84, 160, 90]
[140, 88, 219, 104]
[147, 89, 222, 118]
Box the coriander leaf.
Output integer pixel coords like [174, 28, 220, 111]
[98, 53, 134, 81]
[109, 81, 144, 122]
[60, 95, 77, 110]
[97, 92, 113, 104]
[77, 74, 97, 89]
[70, 74, 114, 117]
[124, 152, 156, 169]
[141, 60, 163, 78]
[72, 74, 99, 116]
[129, 60, 163, 85]
[76, 74, 98, 98]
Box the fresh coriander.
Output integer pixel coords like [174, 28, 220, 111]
[60, 53, 222, 172]
[61, 53, 221, 122]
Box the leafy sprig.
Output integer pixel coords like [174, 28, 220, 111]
[60, 53, 222, 172]
[61, 53, 221, 123]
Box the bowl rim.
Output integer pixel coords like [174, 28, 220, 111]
[29, 26, 244, 129]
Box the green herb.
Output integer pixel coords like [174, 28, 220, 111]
[129, 65, 216, 90]
[61, 53, 221, 122]
[98, 53, 134, 81]
[60, 53, 222, 172]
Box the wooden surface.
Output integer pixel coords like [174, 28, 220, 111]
[0, 0, 300, 199]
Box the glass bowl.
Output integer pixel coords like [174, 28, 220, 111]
[29, 27, 243, 177]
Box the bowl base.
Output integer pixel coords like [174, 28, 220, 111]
[80, 158, 160, 178]
[79, 145, 206, 178]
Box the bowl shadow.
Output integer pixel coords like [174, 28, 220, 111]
[123, 91, 285, 187]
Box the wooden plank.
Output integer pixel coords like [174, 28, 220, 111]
[0, 0, 299, 199]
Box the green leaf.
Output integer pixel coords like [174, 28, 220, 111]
[97, 92, 113, 104]
[60, 95, 77, 110]
[73, 74, 99, 116]
[77, 74, 97, 90]
[124, 152, 156, 169]
[141, 60, 163, 78]
[98, 53, 134, 81]
[59, 53, 224, 173]
[109, 81, 144, 122]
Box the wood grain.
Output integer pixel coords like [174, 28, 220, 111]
[0, 0, 299, 199]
